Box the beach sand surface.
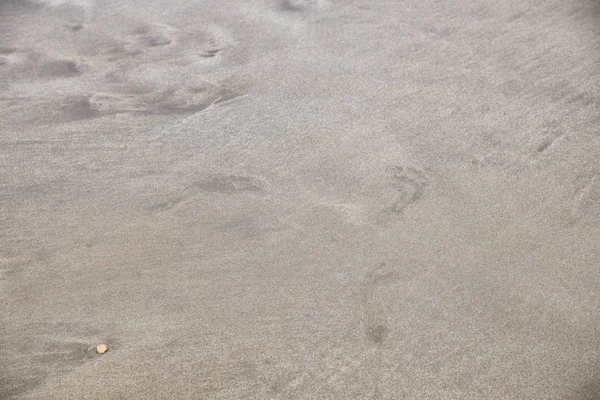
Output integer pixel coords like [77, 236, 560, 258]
[1, 0, 600, 398]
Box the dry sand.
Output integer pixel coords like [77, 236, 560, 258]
[1, 0, 600, 398]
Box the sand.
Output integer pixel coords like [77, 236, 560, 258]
[1, 0, 600, 398]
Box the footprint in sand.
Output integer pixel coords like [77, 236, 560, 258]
[383, 165, 430, 216]
[121, 22, 229, 63]
[361, 261, 399, 345]
[0, 48, 84, 80]
[361, 259, 427, 345]
[130, 25, 173, 48]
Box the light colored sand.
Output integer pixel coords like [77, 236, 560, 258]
[1, 0, 600, 398]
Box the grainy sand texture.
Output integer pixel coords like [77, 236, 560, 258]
[2, 0, 600, 398]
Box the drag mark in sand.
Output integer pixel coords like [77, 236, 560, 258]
[71, 85, 245, 119]
[149, 174, 265, 212]
[279, 0, 305, 12]
[571, 174, 600, 225]
[279, 0, 331, 12]
[191, 174, 264, 194]
[0, 331, 103, 399]
[536, 133, 563, 153]
[201, 49, 222, 58]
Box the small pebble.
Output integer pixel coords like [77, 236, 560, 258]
[96, 344, 108, 354]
